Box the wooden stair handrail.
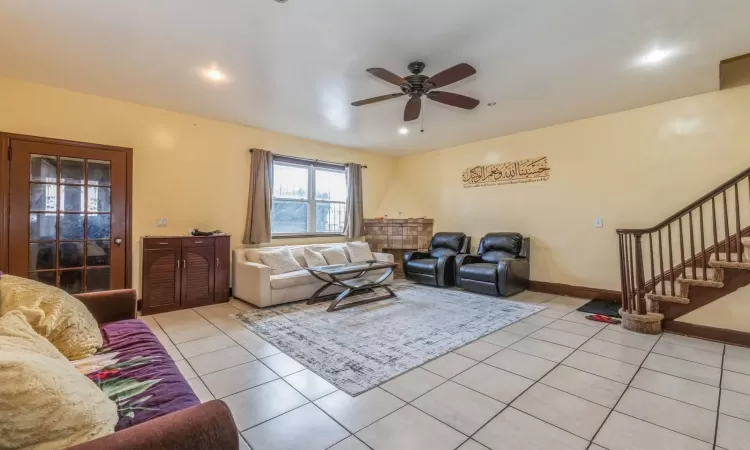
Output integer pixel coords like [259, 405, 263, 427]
[616, 168, 750, 234]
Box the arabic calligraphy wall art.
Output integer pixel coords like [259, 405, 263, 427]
[462, 156, 550, 188]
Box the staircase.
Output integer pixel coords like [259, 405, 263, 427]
[616, 168, 750, 337]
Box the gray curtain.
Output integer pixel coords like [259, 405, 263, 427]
[243, 149, 274, 245]
[343, 163, 365, 238]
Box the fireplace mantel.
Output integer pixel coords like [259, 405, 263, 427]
[364, 218, 434, 277]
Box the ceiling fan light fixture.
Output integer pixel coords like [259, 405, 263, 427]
[398, 126, 409, 135]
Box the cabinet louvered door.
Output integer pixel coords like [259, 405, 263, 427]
[142, 247, 181, 313]
[213, 236, 230, 302]
[181, 245, 215, 307]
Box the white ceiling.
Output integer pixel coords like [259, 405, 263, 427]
[1, 0, 749, 154]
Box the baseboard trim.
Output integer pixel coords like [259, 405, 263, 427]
[663, 320, 750, 347]
[527, 281, 620, 302]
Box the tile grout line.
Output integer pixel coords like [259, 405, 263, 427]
[713, 347, 726, 450]
[460, 316, 614, 449]
[582, 329, 659, 450]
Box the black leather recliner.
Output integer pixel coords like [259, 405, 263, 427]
[403, 232, 471, 287]
[455, 232, 530, 297]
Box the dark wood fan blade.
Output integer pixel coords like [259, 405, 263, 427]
[427, 91, 480, 109]
[366, 68, 409, 87]
[404, 96, 421, 121]
[425, 63, 476, 89]
[351, 93, 405, 106]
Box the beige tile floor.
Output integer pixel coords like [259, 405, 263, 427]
[140, 291, 750, 450]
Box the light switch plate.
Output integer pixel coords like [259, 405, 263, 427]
[593, 217, 603, 228]
[156, 217, 168, 227]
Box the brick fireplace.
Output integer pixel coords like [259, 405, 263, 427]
[364, 218, 434, 278]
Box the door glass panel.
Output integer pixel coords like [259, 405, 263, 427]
[59, 242, 84, 268]
[87, 240, 110, 266]
[29, 271, 56, 286]
[60, 185, 84, 211]
[60, 157, 85, 184]
[30, 213, 57, 240]
[87, 214, 110, 239]
[30, 155, 58, 182]
[59, 214, 85, 240]
[87, 268, 110, 292]
[87, 160, 111, 186]
[87, 186, 111, 212]
[30, 183, 57, 211]
[59, 270, 83, 294]
[29, 242, 56, 270]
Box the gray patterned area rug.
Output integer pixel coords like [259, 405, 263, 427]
[234, 283, 544, 395]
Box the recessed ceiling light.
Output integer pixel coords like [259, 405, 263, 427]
[200, 66, 228, 82]
[487, 101, 497, 107]
[636, 48, 676, 66]
[398, 126, 409, 135]
[274, 0, 288, 3]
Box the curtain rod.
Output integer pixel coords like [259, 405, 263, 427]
[249, 149, 367, 169]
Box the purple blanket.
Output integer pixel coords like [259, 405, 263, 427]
[74, 319, 199, 430]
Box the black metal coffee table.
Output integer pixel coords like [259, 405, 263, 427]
[305, 261, 398, 312]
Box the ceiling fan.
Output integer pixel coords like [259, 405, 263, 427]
[351, 61, 480, 122]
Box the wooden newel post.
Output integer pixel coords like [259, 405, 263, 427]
[634, 234, 646, 315]
[618, 234, 628, 313]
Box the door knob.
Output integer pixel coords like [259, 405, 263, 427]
[114, 237, 123, 246]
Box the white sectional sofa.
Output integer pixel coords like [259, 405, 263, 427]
[232, 243, 394, 308]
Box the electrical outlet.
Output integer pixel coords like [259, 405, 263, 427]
[156, 217, 168, 227]
[593, 217, 603, 228]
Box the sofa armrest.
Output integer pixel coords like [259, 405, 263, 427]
[373, 251, 394, 263]
[75, 289, 137, 324]
[496, 257, 530, 297]
[233, 261, 272, 307]
[403, 251, 430, 263]
[454, 254, 483, 287]
[69, 400, 238, 450]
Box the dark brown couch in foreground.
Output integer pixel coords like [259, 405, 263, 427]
[69, 289, 239, 450]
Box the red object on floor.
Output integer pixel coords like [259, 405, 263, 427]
[585, 314, 621, 324]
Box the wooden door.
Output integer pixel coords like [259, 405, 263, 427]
[214, 236, 230, 302]
[142, 246, 181, 312]
[181, 245, 215, 307]
[6, 137, 130, 293]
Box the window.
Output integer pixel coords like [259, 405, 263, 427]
[271, 158, 348, 236]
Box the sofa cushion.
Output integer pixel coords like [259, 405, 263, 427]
[259, 247, 304, 275]
[303, 248, 328, 267]
[478, 233, 524, 262]
[0, 274, 103, 360]
[321, 247, 349, 265]
[270, 270, 321, 289]
[429, 232, 466, 258]
[346, 242, 374, 263]
[0, 311, 118, 449]
[73, 319, 199, 431]
[459, 263, 498, 283]
[406, 258, 438, 275]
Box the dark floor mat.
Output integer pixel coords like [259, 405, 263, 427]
[577, 298, 621, 318]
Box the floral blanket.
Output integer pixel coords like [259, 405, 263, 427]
[73, 319, 199, 430]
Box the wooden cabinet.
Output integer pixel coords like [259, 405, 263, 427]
[141, 235, 230, 315]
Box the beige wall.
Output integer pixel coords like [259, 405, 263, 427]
[678, 284, 750, 333]
[0, 79, 397, 295]
[377, 85, 750, 291]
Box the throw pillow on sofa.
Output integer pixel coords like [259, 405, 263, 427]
[0, 274, 103, 360]
[0, 311, 118, 449]
[259, 247, 303, 275]
[303, 248, 328, 267]
[321, 247, 349, 265]
[346, 242, 374, 263]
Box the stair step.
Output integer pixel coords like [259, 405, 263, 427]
[742, 237, 750, 246]
[645, 292, 690, 304]
[650, 281, 683, 298]
[709, 253, 750, 269]
[677, 267, 724, 288]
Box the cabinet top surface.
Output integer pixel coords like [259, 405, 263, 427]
[143, 235, 230, 239]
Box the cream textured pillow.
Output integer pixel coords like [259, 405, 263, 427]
[0, 275, 103, 360]
[0, 311, 118, 449]
[259, 247, 304, 275]
[321, 247, 350, 265]
[346, 242, 374, 263]
[303, 248, 328, 267]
